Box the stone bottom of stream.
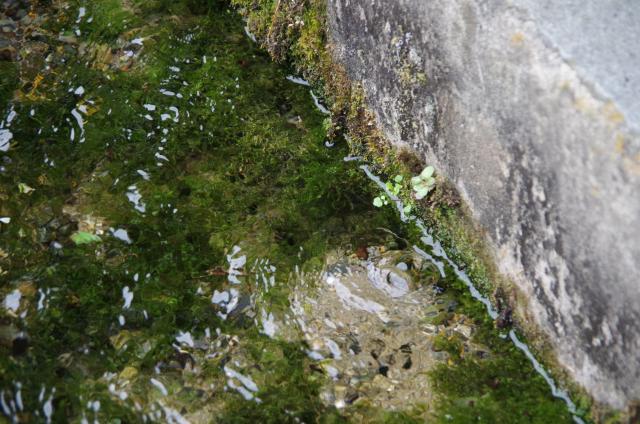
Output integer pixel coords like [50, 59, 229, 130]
[0, 1, 584, 422]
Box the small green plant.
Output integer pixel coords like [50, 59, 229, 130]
[373, 175, 403, 208]
[411, 166, 436, 200]
[71, 231, 102, 245]
[18, 182, 35, 194]
[372, 195, 388, 208]
[373, 175, 413, 214]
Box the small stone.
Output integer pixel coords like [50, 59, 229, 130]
[402, 356, 412, 370]
[58, 35, 78, 45]
[0, 19, 16, 31]
[371, 374, 393, 391]
[119, 366, 138, 381]
[378, 365, 389, 377]
[453, 324, 473, 340]
[344, 388, 359, 404]
[0, 46, 16, 61]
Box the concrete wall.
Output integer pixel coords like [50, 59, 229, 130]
[327, 0, 640, 409]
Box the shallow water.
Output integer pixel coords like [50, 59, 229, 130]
[0, 1, 584, 423]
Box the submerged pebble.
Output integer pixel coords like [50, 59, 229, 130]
[3, 290, 21, 312]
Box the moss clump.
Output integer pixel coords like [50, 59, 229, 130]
[0, 62, 18, 106]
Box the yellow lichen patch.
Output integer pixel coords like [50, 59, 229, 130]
[572, 96, 592, 114]
[17, 280, 37, 298]
[511, 31, 525, 45]
[603, 101, 625, 125]
[24, 74, 47, 101]
[614, 133, 625, 154]
[37, 174, 50, 186]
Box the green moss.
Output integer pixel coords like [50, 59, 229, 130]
[0, 62, 18, 106]
[79, 0, 141, 43]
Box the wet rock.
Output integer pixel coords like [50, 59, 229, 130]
[0, 19, 17, 33]
[119, 366, 138, 381]
[27, 31, 48, 43]
[453, 324, 473, 340]
[57, 35, 78, 45]
[1, 0, 24, 20]
[344, 387, 359, 404]
[0, 44, 16, 61]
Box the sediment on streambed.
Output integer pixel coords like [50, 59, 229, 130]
[0, 0, 618, 422]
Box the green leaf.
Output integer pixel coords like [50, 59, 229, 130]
[18, 183, 35, 194]
[420, 166, 435, 179]
[71, 231, 102, 245]
[403, 204, 412, 214]
[394, 175, 403, 183]
[410, 176, 422, 187]
[415, 188, 430, 200]
[373, 197, 384, 208]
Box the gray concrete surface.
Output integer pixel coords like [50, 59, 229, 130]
[327, 0, 640, 409]
[513, 0, 640, 130]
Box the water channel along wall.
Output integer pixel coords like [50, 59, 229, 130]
[0, 0, 638, 422]
[326, 0, 640, 412]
